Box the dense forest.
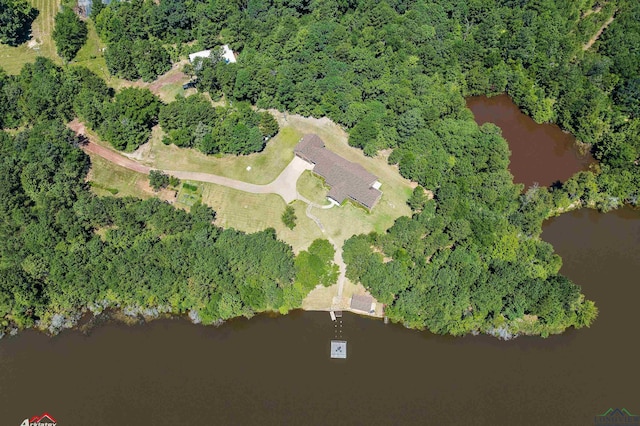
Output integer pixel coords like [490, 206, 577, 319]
[0, 117, 338, 331]
[3, 56, 279, 154]
[1, 0, 638, 337]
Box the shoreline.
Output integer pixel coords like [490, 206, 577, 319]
[0, 306, 384, 341]
[0, 300, 589, 341]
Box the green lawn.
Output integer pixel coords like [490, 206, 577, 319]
[154, 79, 187, 103]
[73, 19, 112, 79]
[297, 171, 329, 205]
[201, 185, 323, 253]
[297, 160, 412, 248]
[277, 112, 414, 247]
[0, 0, 145, 93]
[198, 113, 414, 251]
[136, 126, 302, 184]
[86, 154, 181, 205]
[0, 0, 118, 81]
[87, 149, 325, 254]
[313, 192, 410, 248]
[86, 155, 151, 199]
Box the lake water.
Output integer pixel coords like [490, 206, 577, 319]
[467, 94, 595, 188]
[1, 207, 638, 425]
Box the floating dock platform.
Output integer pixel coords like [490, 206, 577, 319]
[330, 340, 347, 359]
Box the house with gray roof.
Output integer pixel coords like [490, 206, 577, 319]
[294, 134, 382, 210]
[350, 294, 374, 313]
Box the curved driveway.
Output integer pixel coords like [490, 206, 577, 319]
[83, 141, 313, 203]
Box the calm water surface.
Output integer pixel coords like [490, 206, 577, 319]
[467, 94, 595, 188]
[1, 208, 638, 425]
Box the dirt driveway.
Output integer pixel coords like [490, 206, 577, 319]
[70, 120, 313, 203]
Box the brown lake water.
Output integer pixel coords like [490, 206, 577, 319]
[467, 94, 595, 188]
[1, 208, 639, 425]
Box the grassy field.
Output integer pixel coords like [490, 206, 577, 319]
[85, 154, 178, 203]
[132, 126, 302, 184]
[0, 0, 115, 80]
[0, 0, 184, 99]
[0, 0, 62, 74]
[154, 81, 185, 103]
[86, 152, 324, 253]
[85, 155, 151, 199]
[199, 113, 414, 251]
[314, 195, 407, 247]
[201, 186, 323, 253]
[73, 19, 111, 79]
[148, 70, 188, 103]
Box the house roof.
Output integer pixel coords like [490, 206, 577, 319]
[189, 45, 236, 64]
[350, 294, 374, 312]
[221, 45, 236, 63]
[189, 49, 212, 63]
[294, 134, 382, 209]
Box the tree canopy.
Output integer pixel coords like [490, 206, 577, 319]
[52, 6, 88, 62]
[158, 94, 278, 155]
[0, 0, 38, 46]
[99, 87, 161, 151]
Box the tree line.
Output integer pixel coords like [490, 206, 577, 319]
[158, 94, 279, 155]
[0, 56, 279, 154]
